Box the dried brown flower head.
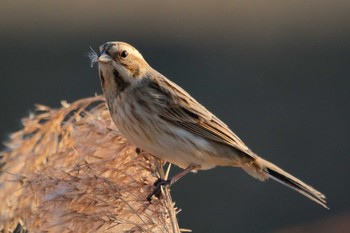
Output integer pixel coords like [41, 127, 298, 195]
[0, 96, 188, 233]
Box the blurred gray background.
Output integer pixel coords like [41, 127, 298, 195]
[1, 1, 349, 232]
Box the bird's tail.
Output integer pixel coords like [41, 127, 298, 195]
[241, 157, 328, 209]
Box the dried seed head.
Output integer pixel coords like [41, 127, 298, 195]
[88, 46, 98, 68]
[0, 96, 185, 233]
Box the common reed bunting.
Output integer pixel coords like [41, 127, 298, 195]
[89, 41, 327, 208]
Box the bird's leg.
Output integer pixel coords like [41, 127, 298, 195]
[167, 164, 198, 185]
[147, 164, 198, 201]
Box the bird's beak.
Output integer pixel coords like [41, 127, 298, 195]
[98, 50, 112, 63]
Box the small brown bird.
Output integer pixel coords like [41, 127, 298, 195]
[90, 41, 327, 208]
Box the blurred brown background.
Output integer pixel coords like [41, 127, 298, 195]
[0, 1, 349, 232]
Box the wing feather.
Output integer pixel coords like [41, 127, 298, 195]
[145, 74, 255, 158]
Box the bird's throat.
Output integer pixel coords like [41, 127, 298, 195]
[112, 69, 130, 95]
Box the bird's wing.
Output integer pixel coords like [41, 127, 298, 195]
[148, 76, 255, 158]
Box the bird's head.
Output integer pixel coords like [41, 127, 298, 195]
[95, 42, 150, 95]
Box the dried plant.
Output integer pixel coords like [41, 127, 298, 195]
[0, 96, 189, 233]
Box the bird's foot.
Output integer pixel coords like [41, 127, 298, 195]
[146, 178, 171, 201]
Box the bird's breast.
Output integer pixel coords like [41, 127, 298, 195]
[107, 93, 219, 170]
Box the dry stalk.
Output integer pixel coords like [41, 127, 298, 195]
[0, 95, 188, 233]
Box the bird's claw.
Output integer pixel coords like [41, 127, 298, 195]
[146, 178, 171, 201]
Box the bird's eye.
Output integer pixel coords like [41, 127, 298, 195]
[120, 50, 128, 58]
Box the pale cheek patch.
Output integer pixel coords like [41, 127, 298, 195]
[88, 46, 98, 68]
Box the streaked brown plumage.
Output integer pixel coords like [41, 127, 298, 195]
[92, 41, 328, 208]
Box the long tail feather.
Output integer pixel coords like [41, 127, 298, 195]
[242, 157, 328, 209]
[262, 158, 328, 209]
